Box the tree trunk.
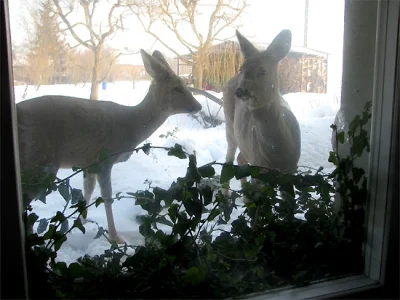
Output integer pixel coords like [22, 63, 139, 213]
[90, 81, 100, 100]
[193, 58, 204, 89]
[90, 47, 102, 100]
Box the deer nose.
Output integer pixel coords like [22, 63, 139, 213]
[235, 88, 248, 98]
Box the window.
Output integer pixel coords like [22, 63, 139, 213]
[1, 0, 398, 299]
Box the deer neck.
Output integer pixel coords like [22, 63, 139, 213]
[129, 88, 168, 142]
[248, 96, 283, 124]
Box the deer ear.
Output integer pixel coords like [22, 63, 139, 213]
[152, 50, 175, 75]
[141, 49, 170, 80]
[236, 30, 259, 59]
[265, 29, 292, 63]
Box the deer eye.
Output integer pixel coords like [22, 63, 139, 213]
[258, 70, 268, 76]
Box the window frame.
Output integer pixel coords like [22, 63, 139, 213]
[0, 0, 398, 299]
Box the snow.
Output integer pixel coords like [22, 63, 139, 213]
[14, 81, 340, 265]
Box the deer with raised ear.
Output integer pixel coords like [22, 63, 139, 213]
[222, 30, 301, 200]
[17, 49, 202, 244]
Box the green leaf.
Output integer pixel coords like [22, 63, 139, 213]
[54, 235, 67, 251]
[184, 264, 208, 286]
[95, 197, 104, 207]
[153, 187, 174, 206]
[156, 215, 174, 227]
[200, 185, 213, 206]
[135, 192, 161, 215]
[198, 165, 215, 178]
[68, 262, 84, 277]
[328, 151, 338, 166]
[87, 163, 102, 174]
[142, 143, 151, 155]
[139, 216, 154, 238]
[168, 203, 179, 223]
[94, 227, 106, 239]
[98, 148, 112, 162]
[337, 131, 345, 144]
[167, 143, 187, 159]
[58, 181, 70, 202]
[37, 218, 49, 234]
[235, 164, 252, 180]
[207, 209, 220, 221]
[73, 219, 86, 234]
[43, 224, 56, 240]
[60, 219, 69, 234]
[50, 211, 66, 223]
[71, 188, 85, 205]
[183, 199, 202, 219]
[27, 213, 39, 228]
[220, 162, 237, 184]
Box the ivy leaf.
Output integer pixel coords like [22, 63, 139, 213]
[168, 203, 179, 223]
[207, 209, 220, 222]
[60, 219, 69, 234]
[337, 131, 345, 144]
[68, 262, 84, 277]
[73, 218, 86, 234]
[71, 188, 85, 205]
[142, 143, 151, 155]
[139, 217, 154, 238]
[58, 181, 70, 202]
[87, 163, 102, 174]
[95, 197, 104, 207]
[156, 215, 174, 227]
[198, 165, 215, 178]
[94, 227, 106, 239]
[235, 164, 252, 180]
[328, 151, 338, 166]
[167, 143, 187, 159]
[50, 211, 66, 223]
[43, 224, 56, 240]
[220, 162, 237, 184]
[184, 264, 208, 286]
[183, 199, 202, 219]
[27, 213, 39, 228]
[54, 235, 67, 251]
[37, 218, 49, 234]
[98, 148, 112, 162]
[200, 185, 213, 206]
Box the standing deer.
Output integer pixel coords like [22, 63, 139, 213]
[222, 30, 301, 200]
[17, 49, 202, 244]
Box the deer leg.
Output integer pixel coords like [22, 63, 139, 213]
[97, 166, 124, 244]
[237, 152, 251, 203]
[80, 172, 96, 224]
[222, 127, 237, 197]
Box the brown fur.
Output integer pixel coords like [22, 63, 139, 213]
[17, 50, 202, 244]
[222, 30, 301, 199]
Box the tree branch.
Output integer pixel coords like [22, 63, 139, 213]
[53, 0, 93, 50]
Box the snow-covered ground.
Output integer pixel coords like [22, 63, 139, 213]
[14, 81, 340, 264]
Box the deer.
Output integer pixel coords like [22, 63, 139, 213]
[17, 49, 202, 244]
[222, 29, 301, 202]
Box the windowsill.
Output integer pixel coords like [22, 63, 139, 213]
[234, 275, 379, 300]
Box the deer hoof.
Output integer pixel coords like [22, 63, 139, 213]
[110, 234, 125, 245]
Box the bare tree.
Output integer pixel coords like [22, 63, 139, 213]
[25, 0, 67, 88]
[52, 0, 129, 99]
[128, 0, 248, 89]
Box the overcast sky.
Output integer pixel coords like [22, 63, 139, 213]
[7, 0, 344, 93]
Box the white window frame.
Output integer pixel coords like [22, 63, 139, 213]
[0, 0, 398, 299]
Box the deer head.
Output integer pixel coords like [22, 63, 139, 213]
[234, 30, 292, 108]
[140, 49, 202, 115]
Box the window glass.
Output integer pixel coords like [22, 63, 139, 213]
[8, 0, 377, 298]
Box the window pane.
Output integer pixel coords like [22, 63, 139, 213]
[8, 0, 384, 298]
